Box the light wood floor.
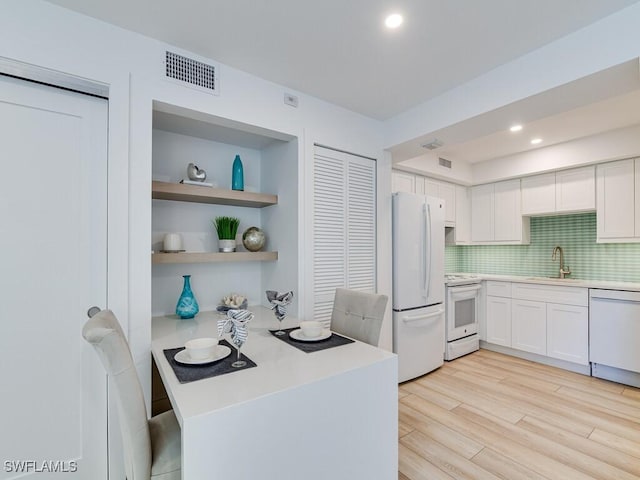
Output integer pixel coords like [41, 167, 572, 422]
[398, 349, 640, 480]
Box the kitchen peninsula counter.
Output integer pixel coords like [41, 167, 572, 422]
[151, 306, 398, 480]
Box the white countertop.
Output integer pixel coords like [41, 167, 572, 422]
[455, 272, 640, 292]
[151, 306, 396, 425]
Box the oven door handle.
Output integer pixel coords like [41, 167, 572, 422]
[449, 284, 481, 295]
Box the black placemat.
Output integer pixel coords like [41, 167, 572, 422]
[163, 339, 256, 384]
[270, 327, 354, 353]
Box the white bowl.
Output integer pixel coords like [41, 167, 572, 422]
[185, 337, 218, 360]
[299, 321, 323, 338]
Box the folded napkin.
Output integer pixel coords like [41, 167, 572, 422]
[217, 309, 253, 347]
[266, 290, 294, 320]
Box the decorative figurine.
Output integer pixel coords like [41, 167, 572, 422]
[242, 227, 266, 252]
[187, 163, 207, 182]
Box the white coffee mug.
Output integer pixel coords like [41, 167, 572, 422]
[163, 233, 183, 251]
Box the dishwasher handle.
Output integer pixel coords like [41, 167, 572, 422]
[590, 289, 640, 302]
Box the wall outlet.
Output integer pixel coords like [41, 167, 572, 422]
[284, 93, 299, 107]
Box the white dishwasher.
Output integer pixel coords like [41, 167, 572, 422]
[590, 289, 640, 388]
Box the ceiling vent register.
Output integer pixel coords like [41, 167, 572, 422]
[164, 51, 219, 95]
[421, 139, 443, 150]
[439, 157, 452, 169]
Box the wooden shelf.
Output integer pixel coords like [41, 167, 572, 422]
[152, 181, 277, 208]
[152, 251, 278, 264]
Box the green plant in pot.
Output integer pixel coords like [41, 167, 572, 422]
[213, 216, 240, 252]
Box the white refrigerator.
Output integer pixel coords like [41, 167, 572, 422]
[392, 192, 445, 382]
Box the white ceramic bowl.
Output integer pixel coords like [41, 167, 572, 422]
[185, 337, 218, 360]
[299, 321, 323, 338]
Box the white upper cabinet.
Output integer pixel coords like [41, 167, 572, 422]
[471, 179, 529, 244]
[596, 158, 638, 242]
[471, 183, 494, 242]
[391, 170, 416, 194]
[555, 166, 595, 213]
[424, 179, 456, 226]
[494, 179, 524, 241]
[391, 170, 456, 226]
[446, 185, 470, 245]
[521, 173, 556, 215]
[521, 166, 595, 216]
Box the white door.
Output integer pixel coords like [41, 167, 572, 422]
[547, 303, 589, 365]
[485, 296, 511, 347]
[596, 159, 635, 240]
[391, 170, 415, 193]
[393, 304, 445, 382]
[511, 299, 546, 355]
[494, 179, 521, 241]
[471, 183, 494, 242]
[521, 173, 556, 215]
[0, 75, 108, 479]
[312, 147, 376, 325]
[438, 182, 456, 226]
[392, 193, 444, 310]
[555, 166, 595, 213]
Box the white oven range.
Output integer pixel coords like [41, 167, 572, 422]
[445, 274, 481, 360]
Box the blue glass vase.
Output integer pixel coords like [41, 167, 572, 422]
[175, 275, 199, 319]
[231, 154, 244, 191]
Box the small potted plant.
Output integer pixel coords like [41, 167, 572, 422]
[213, 216, 240, 252]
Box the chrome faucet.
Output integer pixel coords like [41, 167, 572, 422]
[552, 246, 571, 279]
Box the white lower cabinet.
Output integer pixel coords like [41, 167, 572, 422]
[511, 299, 546, 355]
[546, 302, 588, 365]
[486, 295, 511, 347]
[483, 281, 589, 367]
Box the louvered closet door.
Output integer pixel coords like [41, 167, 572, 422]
[313, 146, 376, 325]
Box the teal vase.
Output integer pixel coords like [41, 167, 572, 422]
[232, 154, 244, 191]
[176, 275, 199, 319]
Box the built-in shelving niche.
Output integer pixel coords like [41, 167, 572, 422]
[151, 101, 299, 316]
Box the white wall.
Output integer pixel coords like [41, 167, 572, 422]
[396, 153, 474, 185]
[261, 137, 301, 314]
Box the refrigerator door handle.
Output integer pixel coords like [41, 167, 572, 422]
[423, 202, 432, 299]
[401, 308, 444, 326]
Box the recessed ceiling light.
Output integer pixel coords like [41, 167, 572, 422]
[509, 124, 523, 132]
[385, 14, 403, 29]
[531, 138, 542, 145]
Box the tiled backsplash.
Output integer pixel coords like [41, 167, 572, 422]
[445, 213, 640, 282]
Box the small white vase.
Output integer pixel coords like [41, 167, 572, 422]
[218, 239, 236, 252]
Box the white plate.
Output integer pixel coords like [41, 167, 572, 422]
[174, 345, 231, 365]
[289, 328, 332, 342]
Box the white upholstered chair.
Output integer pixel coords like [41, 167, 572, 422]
[330, 288, 388, 346]
[82, 309, 181, 480]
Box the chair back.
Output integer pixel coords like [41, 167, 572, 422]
[330, 288, 388, 346]
[83, 310, 151, 480]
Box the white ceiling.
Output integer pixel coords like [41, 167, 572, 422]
[45, 0, 640, 165]
[391, 59, 640, 164]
